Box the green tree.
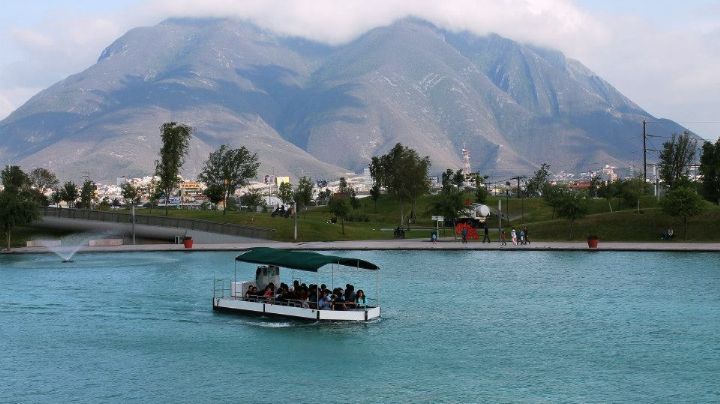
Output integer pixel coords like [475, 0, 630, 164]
[28, 167, 58, 194]
[428, 185, 465, 237]
[0, 166, 40, 250]
[369, 184, 381, 212]
[370, 143, 431, 227]
[1, 165, 30, 194]
[240, 190, 264, 212]
[660, 186, 705, 239]
[121, 182, 139, 207]
[699, 139, 720, 204]
[659, 132, 697, 190]
[526, 163, 551, 197]
[294, 176, 314, 215]
[59, 181, 79, 208]
[278, 182, 294, 206]
[452, 170, 465, 188]
[79, 179, 97, 209]
[0, 191, 40, 250]
[155, 122, 192, 215]
[474, 174, 488, 203]
[203, 184, 225, 208]
[555, 191, 589, 239]
[328, 193, 350, 235]
[50, 188, 62, 207]
[197, 144, 259, 215]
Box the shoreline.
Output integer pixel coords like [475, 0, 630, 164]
[5, 239, 720, 254]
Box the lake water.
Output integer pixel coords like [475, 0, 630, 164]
[1, 250, 719, 403]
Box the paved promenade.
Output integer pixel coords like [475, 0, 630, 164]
[7, 239, 720, 254]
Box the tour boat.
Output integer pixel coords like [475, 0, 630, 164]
[212, 247, 381, 321]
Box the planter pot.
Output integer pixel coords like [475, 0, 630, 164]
[587, 238, 599, 249]
[183, 238, 193, 249]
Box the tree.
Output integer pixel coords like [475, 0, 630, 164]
[370, 143, 431, 227]
[428, 184, 465, 237]
[50, 189, 62, 207]
[0, 191, 40, 250]
[699, 139, 720, 204]
[203, 184, 225, 208]
[555, 191, 589, 239]
[543, 185, 566, 219]
[1, 165, 29, 194]
[659, 132, 697, 190]
[294, 176, 314, 214]
[155, 122, 192, 215]
[240, 190, 264, 212]
[369, 184, 381, 212]
[59, 181, 79, 208]
[526, 163, 551, 197]
[79, 179, 97, 209]
[474, 174, 488, 204]
[28, 168, 58, 194]
[452, 170, 465, 188]
[121, 182, 139, 206]
[278, 182, 294, 206]
[0, 166, 40, 250]
[198, 144, 259, 215]
[328, 194, 350, 235]
[660, 186, 704, 239]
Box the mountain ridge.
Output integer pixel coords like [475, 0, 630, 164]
[0, 17, 689, 182]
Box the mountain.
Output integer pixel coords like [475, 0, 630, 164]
[0, 17, 689, 182]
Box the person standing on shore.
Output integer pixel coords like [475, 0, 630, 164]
[511, 227, 517, 245]
[500, 228, 507, 246]
[523, 226, 530, 244]
[482, 223, 491, 243]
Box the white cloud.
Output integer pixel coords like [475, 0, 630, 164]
[0, 0, 718, 139]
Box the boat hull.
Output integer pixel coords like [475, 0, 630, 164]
[213, 297, 380, 322]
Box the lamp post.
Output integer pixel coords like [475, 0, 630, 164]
[293, 201, 298, 241]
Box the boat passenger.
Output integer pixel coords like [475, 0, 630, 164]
[262, 283, 275, 300]
[344, 284, 356, 308]
[244, 286, 257, 300]
[333, 288, 347, 311]
[318, 291, 332, 310]
[355, 290, 367, 308]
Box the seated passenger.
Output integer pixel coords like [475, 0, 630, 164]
[244, 286, 257, 300]
[318, 291, 332, 310]
[262, 282, 275, 300]
[333, 288, 346, 311]
[344, 284, 356, 308]
[355, 290, 367, 308]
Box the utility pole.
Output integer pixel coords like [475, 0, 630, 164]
[643, 120, 647, 185]
[511, 176, 526, 225]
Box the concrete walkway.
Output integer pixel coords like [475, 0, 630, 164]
[7, 239, 720, 254]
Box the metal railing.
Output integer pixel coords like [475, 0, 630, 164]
[43, 207, 275, 239]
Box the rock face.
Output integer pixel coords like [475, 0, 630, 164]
[0, 17, 686, 182]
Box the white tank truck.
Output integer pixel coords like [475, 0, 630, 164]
[452, 203, 492, 228]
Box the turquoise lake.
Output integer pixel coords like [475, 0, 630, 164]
[1, 250, 719, 402]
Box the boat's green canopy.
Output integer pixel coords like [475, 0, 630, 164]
[235, 247, 379, 272]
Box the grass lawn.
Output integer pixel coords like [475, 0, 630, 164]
[13, 193, 718, 245]
[129, 193, 719, 242]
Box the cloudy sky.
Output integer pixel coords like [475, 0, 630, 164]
[1, 0, 718, 139]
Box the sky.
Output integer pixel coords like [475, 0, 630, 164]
[0, 0, 718, 139]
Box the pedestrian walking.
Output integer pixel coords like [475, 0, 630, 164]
[482, 224, 491, 243]
[523, 226, 530, 244]
[500, 228, 507, 246]
[461, 226, 468, 244]
[511, 227, 517, 245]
[519, 228, 526, 245]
